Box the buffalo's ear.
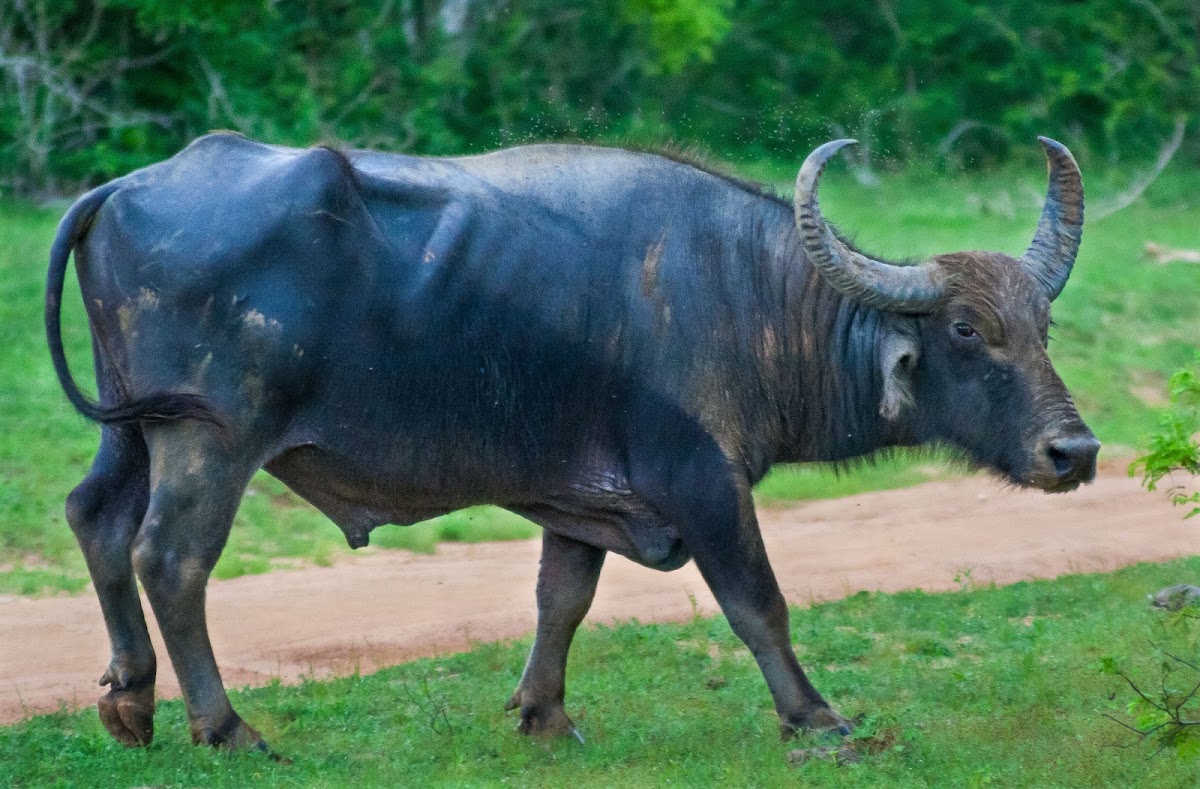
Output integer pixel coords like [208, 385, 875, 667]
[879, 318, 920, 422]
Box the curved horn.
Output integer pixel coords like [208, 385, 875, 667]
[795, 140, 945, 313]
[1022, 137, 1084, 301]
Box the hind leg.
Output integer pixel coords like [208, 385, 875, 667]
[66, 426, 156, 747]
[133, 422, 265, 750]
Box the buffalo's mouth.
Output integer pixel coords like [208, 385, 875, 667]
[965, 432, 1099, 493]
[1038, 478, 1084, 494]
[1000, 466, 1085, 494]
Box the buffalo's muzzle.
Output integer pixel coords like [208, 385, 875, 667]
[1043, 433, 1100, 488]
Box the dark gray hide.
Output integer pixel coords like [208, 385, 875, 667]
[47, 133, 1097, 751]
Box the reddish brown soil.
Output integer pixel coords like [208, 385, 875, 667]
[3, 468, 1196, 724]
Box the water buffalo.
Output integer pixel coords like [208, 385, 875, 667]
[47, 133, 1098, 752]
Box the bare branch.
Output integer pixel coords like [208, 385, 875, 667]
[1130, 0, 1184, 44]
[60, 0, 105, 66]
[937, 119, 1009, 158]
[198, 57, 252, 133]
[0, 3, 179, 196]
[1102, 712, 1155, 739]
[1104, 642, 1200, 759]
[1143, 242, 1200, 265]
[328, 72, 387, 127]
[1163, 649, 1200, 676]
[1118, 669, 1170, 713]
[1092, 116, 1188, 221]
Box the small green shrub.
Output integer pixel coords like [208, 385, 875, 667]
[1100, 597, 1200, 761]
[1132, 355, 1200, 518]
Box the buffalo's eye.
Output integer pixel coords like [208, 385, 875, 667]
[952, 322, 978, 339]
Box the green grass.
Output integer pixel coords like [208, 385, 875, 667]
[755, 453, 951, 506]
[5, 557, 1200, 786]
[2, 162, 1198, 593]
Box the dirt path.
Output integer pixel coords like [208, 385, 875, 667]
[3, 468, 1197, 724]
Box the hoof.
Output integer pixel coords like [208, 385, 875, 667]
[190, 713, 269, 753]
[97, 684, 155, 747]
[781, 705, 854, 741]
[505, 691, 583, 741]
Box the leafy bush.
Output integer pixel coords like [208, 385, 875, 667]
[2, 0, 1198, 196]
[1132, 356, 1200, 518]
[1100, 595, 1200, 761]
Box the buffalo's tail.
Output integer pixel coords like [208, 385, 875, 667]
[45, 182, 225, 429]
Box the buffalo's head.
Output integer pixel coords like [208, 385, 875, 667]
[796, 138, 1099, 492]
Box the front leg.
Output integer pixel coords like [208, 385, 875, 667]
[507, 530, 605, 738]
[631, 436, 852, 738]
[704, 513, 853, 738]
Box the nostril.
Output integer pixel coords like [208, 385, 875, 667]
[1048, 445, 1073, 479]
[1047, 435, 1101, 481]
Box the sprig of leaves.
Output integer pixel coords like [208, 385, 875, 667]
[1100, 607, 1200, 761]
[1132, 356, 1200, 518]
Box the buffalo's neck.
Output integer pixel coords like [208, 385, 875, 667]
[757, 217, 902, 466]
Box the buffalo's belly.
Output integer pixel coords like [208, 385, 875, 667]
[264, 440, 688, 570]
[533, 464, 688, 570]
[513, 491, 689, 572]
[264, 441, 512, 547]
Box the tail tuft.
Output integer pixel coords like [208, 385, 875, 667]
[45, 182, 227, 432]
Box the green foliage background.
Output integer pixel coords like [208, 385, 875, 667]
[2, 0, 1198, 195]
